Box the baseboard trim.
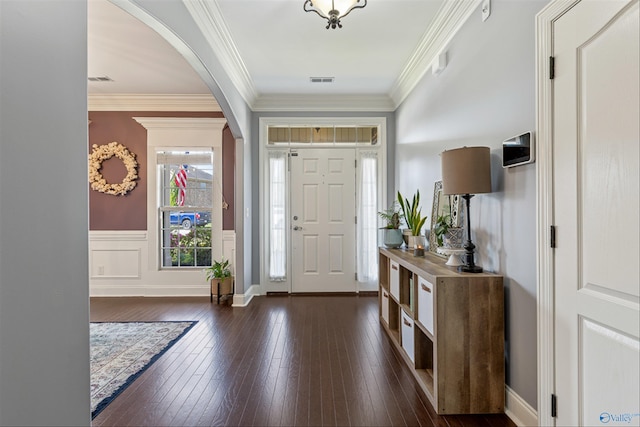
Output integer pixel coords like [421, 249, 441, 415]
[505, 385, 538, 427]
[90, 285, 208, 297]
[232, 284, 261, 307]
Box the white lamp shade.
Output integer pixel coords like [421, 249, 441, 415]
[441, 146, 492, 195]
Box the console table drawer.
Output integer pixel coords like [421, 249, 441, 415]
[417, 276, 434, 335]
[381, 288, 390, 325]
[401, 308, 415, 363]
[390, 260, 400, 301]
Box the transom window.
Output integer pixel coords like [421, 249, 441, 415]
[157, 151, 213, 268]
[268, 126, 378, 145]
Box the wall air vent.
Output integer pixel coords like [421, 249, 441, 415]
[310, 77, 334, 83]
[88, 76, 114, 82]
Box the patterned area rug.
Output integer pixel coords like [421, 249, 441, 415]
[90, 321, 196, 419]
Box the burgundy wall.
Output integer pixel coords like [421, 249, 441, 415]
[222, 125, 235, 230]
[88, 111, 233, 230]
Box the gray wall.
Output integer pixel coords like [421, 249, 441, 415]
[251, 111, 396, 284]
[0, 1, 90, 425]
[395, 1, 546, 407]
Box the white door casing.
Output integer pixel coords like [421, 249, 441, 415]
[135, 117, 226, 292]
[547, 1, 639, 426]
[258, 118, 387, 295]
[290, 149, 357, 293]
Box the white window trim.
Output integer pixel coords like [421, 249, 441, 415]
[258, 117, 387, 294]
[134, 117, 227, 288]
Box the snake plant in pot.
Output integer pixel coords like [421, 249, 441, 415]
[397, 190, 428, 249]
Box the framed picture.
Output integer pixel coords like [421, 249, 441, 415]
[428, 180, 461, 255]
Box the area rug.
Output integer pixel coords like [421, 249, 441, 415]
[90, 321, 197, 419]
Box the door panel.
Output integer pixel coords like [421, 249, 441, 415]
[291, 149, 356, 292]
[581, 319, 640, 425]
[303, 184, 319, 222]
[553, 1, 640, 425]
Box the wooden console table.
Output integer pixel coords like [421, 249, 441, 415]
[378, 247, 505, 414]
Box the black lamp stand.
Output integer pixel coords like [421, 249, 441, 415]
[460, 194, 483, 273]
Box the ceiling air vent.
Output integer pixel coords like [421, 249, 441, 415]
[310, 77, 334, 83]
[88, 76, 114, 82]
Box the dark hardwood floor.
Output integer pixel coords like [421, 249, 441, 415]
[90, 295, 515, 427]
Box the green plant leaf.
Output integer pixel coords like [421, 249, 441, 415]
[398, 190, 427, 236]
[204, 258, 232, 281]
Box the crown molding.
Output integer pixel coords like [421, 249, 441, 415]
[132, 117, 227, 130]
[88, 94, 222, 111]
[252, 94, 396, 112]
[184, 0, 258, 107]
[390, 0, 481, 108]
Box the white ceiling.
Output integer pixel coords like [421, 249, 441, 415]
[88, 0, 210, 95]
[88, 0, 478, 111]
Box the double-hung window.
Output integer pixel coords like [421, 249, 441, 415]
[157, 151, 213, 268]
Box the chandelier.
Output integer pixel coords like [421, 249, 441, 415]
[303, 0, 367, 29]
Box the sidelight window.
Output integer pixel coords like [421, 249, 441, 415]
[268, 151, 287, 281]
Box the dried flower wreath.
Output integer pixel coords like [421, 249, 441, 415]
[88, 142, 138, 196]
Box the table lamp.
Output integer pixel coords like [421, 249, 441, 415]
[441, 146, 492, 273]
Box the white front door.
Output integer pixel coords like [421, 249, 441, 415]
[290, 149, 357, 292]
[553, 1, 639, 425]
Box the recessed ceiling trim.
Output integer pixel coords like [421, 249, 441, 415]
[390, 0, 481, 107]
[184, 0, 258, 106]
[252, 94, 395, 112]
[88, 94, 221, 112]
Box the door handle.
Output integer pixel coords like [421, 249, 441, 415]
[293, 226, 303, 231]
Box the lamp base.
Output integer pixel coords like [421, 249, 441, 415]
[458, 264, 483, 273]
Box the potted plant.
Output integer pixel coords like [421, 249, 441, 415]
[378, 202, 403, 248]
[397, 190, 428, 248]
[204, 258, 234, 304]
[434, 214, 464, 248]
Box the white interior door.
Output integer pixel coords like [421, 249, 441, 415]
[290, 149, 356, 292]
[553, 1, 640, 425]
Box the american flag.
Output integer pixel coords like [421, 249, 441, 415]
[174, 165, 188, 206]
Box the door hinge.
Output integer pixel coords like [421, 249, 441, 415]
[549, 56, 555, 80]
[355, 216, 357, 224]
[551, 394, 557, 418]
[355, 159, 357, 168]
[355, 273, 358, 280]
[550, 225, 557, 248]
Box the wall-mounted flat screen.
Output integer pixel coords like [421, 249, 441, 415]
[502, 131, 534, 168]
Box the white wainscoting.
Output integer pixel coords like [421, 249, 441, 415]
[90, 230, 236, 297]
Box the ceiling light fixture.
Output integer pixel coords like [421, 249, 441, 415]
[303, 0, 367, 29]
